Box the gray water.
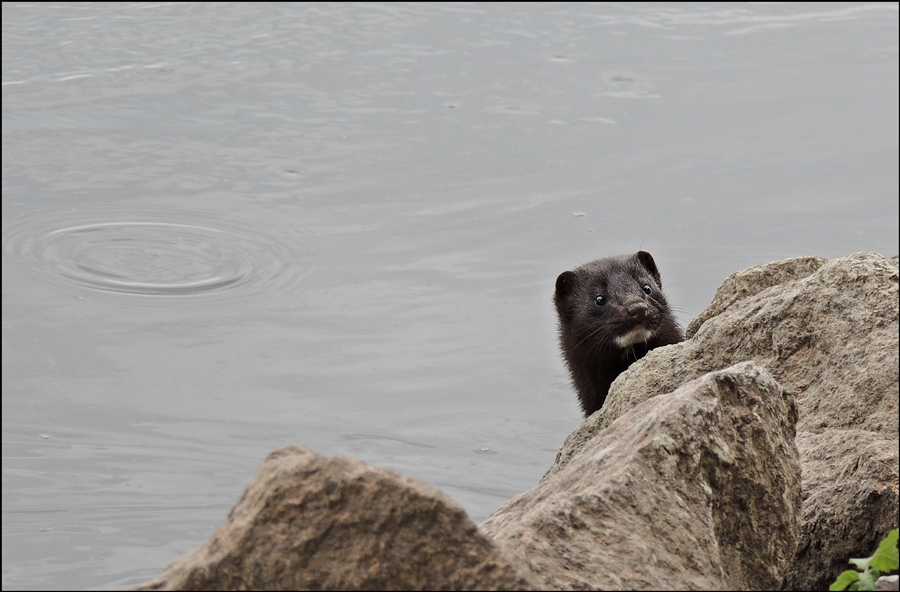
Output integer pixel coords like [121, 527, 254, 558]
[2, 3, 897, 589]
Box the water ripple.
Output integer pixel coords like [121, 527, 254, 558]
[3, 207, 309, 312]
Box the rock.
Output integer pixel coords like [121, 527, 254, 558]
[480, 361, 801, 591]
[131, 446, 535, 591]
[877, 574, 900, 591]
[538, 252, 897, 590]
[546, 252, 898, 480]
[129, 252, 897, 591]
[783, 430, 899, 591]
[685, 255, 828, 339]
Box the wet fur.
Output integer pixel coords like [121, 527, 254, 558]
[554, 251, 684, 416]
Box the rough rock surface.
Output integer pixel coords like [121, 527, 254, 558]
[132, 446, 534, 591]
[129, 252, 897, 591]
[546, 252, 898, 480]
[480, 361, 801, 591]
[538, 252, 898, 591]
[783, 430, 899, 591]
[877, 574, 900, 591]
[685, 255, 828, 339]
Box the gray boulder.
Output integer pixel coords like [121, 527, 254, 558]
[784, 430, 899, 591]
[548, 253, 900, 475]
[130, 252, 897, 591]
[547, 252, 897, 479]
[684, 255, 828, 339]
[480, 362, 801, 591]
[131, 446, 534, 591]
[539, 251, 898, 591]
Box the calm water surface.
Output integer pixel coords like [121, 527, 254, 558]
[3, 3, 897, 589]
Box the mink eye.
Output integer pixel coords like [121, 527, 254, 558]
[594, 295, 606, 307]
[642, 284, 652, 295]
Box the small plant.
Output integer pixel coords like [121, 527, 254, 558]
[830, 529, 899, 591]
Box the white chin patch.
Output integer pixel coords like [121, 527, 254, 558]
[615, 327, 655, 348]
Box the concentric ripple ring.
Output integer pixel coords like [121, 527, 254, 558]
[3, 208, 308, 313]
[41, 222, 253, 296]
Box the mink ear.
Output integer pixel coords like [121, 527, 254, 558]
[635, 251, 662, 285]
[555, 270, 578, 299]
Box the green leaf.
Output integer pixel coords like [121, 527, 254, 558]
[869, 529, 899, 573]
[830, 570, 860, 591]
[849, 556, 870, 571]
[857, 568, 880, 591]
[830, 530, 900, 592]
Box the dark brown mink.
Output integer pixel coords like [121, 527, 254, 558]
[554, 251, 684, 416]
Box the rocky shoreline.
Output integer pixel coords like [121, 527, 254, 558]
[132, 252, 899, 591]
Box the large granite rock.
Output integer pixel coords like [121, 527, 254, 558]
[538, 251, 898, 591]
[784, 430, 899, 591]
[130, 252, 897, 591]
[132, 446, 534, 591]
[546, 252, 897, 479]
[480, 361, 801, 591]
[683, 255, 829, 340]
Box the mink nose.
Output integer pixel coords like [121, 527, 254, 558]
[624, 300, 648, 322]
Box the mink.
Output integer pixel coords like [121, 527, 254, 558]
[554, 251, 684, 416]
